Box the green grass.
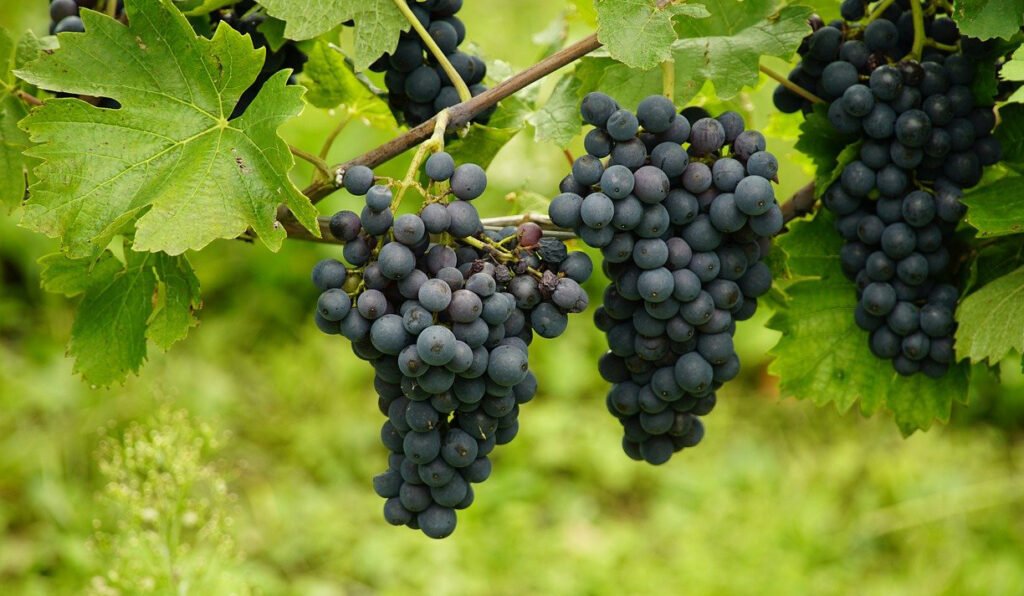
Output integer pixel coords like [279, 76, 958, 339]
[2, 227, 1024, 594]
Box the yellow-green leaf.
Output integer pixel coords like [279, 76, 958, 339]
[16, 0, 319, 258]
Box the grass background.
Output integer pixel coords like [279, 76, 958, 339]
[2, 2, 1024, 594]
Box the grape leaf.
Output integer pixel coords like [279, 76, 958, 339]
[15, 0, 319, 258]
[40, 243, 201, 386]
[256, 0, 408, 71]
[39, 250, 124, 297]
[671, 4, 813, 100]
[574, 56, 665, 109]
[445, 125, 520, 172]
[962, 176, 1024, 237]
[528, 72, 582, 148]
[953, 0, 1024, 41]
[257, 17, 289, 52]
[148, 252, 202, 350]
[996, 103, 1024, 164]
[965, 236, 1024, 292]
[301, 40, 396, 130]
[768, 211, 969, 434]
[595, 0, 709, 70]
[956, 265, 1024, 364]
[0, 29, 35, 211]
[794, 104, 859, 196]
[482, 60, 537, 131]
[1001, 46, 1024, 104]
[574, 4, 812, 108]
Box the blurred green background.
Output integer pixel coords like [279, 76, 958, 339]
[3, 2, 1024, 594]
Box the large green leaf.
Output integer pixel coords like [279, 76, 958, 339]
[0, 29, 35, 211]
[573, 3, 812, 107]
[256, 0, 407, 71]
[16, 0, 318, 258]
[594, 0, 709, 70]
[768, 211, 969, 435]
[962, 176, 1024, 237]
[956, 265, 1024, 364]
[40, 244, 201, 386]
[953, 0, 1024, 41]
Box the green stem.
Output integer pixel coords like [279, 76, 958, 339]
[907, 0, 926, 61]
[759, 64, 825, 105]
[661, 59, 675, 101]
[290, 146, 331, 181]
[860, 0, 898, 27]
[105, 0, 119, 17]
[392, 0, 472, 103]
[925, 39, 959, 53]
[319, 113, 352, 161]
[391, 110, 451, 214]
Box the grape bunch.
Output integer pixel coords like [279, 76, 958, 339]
[311, 154, 590, 538]
[772, 1, 1001, 377]
[364, 0, 490, 126]
[550, 93, 779, 464]
[48, 0, 121, 34]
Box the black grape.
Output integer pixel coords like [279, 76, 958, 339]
[311, 156, 590, 537]
[774, 1, 1001, 377]
[554, 93, 780, 464]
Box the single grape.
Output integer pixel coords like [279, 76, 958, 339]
[426, 152, 456, 181]
[450, 163, 487, 200]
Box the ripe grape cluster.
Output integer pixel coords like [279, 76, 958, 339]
[773, 2, 1000, 377]
[365, 0, 490, 126]
[550, 93, 779, 464]
[311, 154, 590, 538]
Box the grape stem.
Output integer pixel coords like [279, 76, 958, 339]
[289, 32, 603, 217]
[105, 0, 119, 17]
[0, 80, 43, 107]
[925, 39, 959, 52]
[859, 0, 899, 28]
[13, 89, 43, 107]
[662, 59, 675, 101]
[759, 64, 825, 105]
[289, 146, 332, 181]
[390, 110, 451, 214]
[392, 0, 473, 103]
[907, 0, 926, 61]
[319, 113, 352, 161]
[280, 183, 821, 244]
[779, 181, 818, 224]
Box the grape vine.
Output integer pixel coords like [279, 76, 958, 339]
[6, 0, 1024, 541]
[770, 0, 1004, 377]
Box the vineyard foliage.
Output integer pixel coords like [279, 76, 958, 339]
[2, 0, 1024, 438]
